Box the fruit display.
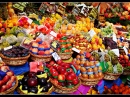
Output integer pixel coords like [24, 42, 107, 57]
[1, 46, 29, 58]
[119, 54, 130, 67]
[30, 37, 53, 56]
[57, 36, 72, 53]
[17, 71, 54, 94]
[103, 83, 130, 94]
[0, 64, 18, 93]
[46, 60, 81, 93]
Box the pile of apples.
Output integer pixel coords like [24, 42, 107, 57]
[0, 65, 16, 92]
[18, 17, 31, 29]
[46, 60, 80, 88]
[118, 54, 130, 67]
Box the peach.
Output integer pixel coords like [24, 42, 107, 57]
[44, 50, 50, 55]
[32, 42, 38, 48]
[32, 48, 38, 54]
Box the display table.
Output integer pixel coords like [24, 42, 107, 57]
[9, 62, 122, 95]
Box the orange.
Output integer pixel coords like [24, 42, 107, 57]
[92, 44, 98, 50]
[83, 27, 88, 32]
[86, 24, 91, 30]
[86, 17, 90, 23]
[0, 23, 2, 28]
[67, 24, 73, 30]
[61, 28, 66, 34]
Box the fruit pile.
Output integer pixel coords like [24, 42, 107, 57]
[104, 83, 130, 94]
[18, 17, 31, 29]
[17, 71, 53, 94]
[1, 46, 29, 58]
[73, 53, 103, 79]
[119, 54, 130, 67]
[46, 60, 80, 88]
[30, 38, 53, 56]
[0, 64, 17, 93]
[57, 36, 72, 53]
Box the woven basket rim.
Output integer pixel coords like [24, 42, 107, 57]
[30, 52, 52, 58]
[104, 72, 122, 76]
[57, 52, 73, 55]
[79, 75, 103, 82]
[0, 53, 30, 60]
[17, 86, 54, 94]
[0, 77, 18, 94]
[50, 78, 81, 91]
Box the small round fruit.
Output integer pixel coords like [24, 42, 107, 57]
[89, 74, 94, 79]
[87, 68, 93, 72]
[18, 79, 23, 87]
[22, 84, 28, 90]
[28, 87, 38, 93]
[94, 73, 99, 78]
[41, 86, 49, 92]
[80, 67, 87, 73]
[82, 74, 88, 78]
[46, 82, 52, 89]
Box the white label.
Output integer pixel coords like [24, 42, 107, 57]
[37, 33, 45, 41]
[111, 49, 119, 57]
[88, 29, 96, 38]
[52, 52, 61, 61]
[50, 31, 57, 37]
[113, 65, 118, 73]
[72, 48, 80, 53]
[112, 33, 117, 43]
[4, 46, 12, 51]
[27, 18, 33, 24]
[123, 46, 128, 55]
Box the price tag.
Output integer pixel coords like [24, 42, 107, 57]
[123, 46, 128, 55]
[72, 48, 80, 53]
[50, 31, 57, 37]
[111, 49, 119, 57]
[37, 33, 45, 41]
[88, 29, 96, 38]
[27, 18, 33, 24]
[113, 65, 118, 73]
[4, 46, 12, 51]
[52, 52, 61, 61]
[112, 33, 117, 43]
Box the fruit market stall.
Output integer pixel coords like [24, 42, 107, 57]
[0, 2, 130, 95]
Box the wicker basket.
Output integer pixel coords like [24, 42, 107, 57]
[0, 53, 30, 66]
[79, 75, 103, 86]
[17, 86, 54, 95]
[30, 52, 52, 62]
[50, 78, 81, 94]
[57, 52, 73, 60]
[0, 77, 18, 94]
[103, 72, 121, 80]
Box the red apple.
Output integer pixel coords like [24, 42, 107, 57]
[2, 23, 7, 28]
[56, 60, 63, 65]
[72, 78, 79, 85]
[52, 71, 59, 78]
[59, 67, 66, 74]
[0, 85, 7, 92]
[58, 74, 65, 82]
[104, 13, 109, 17]
[70, 72, 76, 79]
[64, 64, 70, 69]
[46, 64, 52, 68]
[50, 68, 57, 74]
[64, 71, 68, 77]
[50, 61, 55, 65]
[27, 78, 38, 87]
[66, 75, 73, 82]
[6, 71, 14, 77]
